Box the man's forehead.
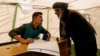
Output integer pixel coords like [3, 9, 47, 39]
[36, 14, 42, 17]
[38, 14, 42, 17]
[35, 15, 42, 18]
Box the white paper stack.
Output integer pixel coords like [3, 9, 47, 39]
[27, 39, 60, 56]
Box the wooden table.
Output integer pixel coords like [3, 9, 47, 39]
[0, 39, 70, 56]
[0, 42, 28, 56]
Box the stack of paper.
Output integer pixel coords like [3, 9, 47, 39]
[27, 39, 60, 56]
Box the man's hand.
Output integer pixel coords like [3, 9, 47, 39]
[14, 35, 34, 44]
[26, 38, 33, 43]
[22, 38, 33, 44]
[46, 36, 50, 41]
[58, 37, 67, 43]
[60, 37, 65, 40]
[46, 33, 51, 41]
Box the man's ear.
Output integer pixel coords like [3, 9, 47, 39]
[33, 16, 36, 20]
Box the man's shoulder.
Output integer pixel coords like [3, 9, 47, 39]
[68, 9, 82, 17]
[19, 23, 30, 28]
[68, 9, 79, 14]
[24, 23, 30, 25]
[23, 23, 31, 27]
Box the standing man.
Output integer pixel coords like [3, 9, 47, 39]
[9, 12, 51, 44]
[53, 2, 97, 56]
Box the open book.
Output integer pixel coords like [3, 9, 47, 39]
[27, 39, 60, 56]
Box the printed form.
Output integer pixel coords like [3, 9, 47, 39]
[27, 39, 60, 56]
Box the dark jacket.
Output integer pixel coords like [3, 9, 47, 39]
[61, 9, 97, 55]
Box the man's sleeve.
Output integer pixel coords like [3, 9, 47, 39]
[41, 26, 51, 35]
[8, 24, 25, 38]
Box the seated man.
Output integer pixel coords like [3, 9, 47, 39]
[9, 12, 51, 44]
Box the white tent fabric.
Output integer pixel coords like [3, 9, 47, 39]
[0, 4, 60, 43]
[1, 0, 100, 9]
[0, 0, 100, 49]
[0, 5, 15, 43]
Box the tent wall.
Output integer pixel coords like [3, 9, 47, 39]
[0, 4, 100, 49]
[0, 4, 60, 43]
[0, 4, 15, 43]
[85, 8, 100, 48]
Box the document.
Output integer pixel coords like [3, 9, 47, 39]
[27, 39, 60, 56]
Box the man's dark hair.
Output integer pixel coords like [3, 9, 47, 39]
[52, 2, 68, 9]
[32, 12, 42, 20]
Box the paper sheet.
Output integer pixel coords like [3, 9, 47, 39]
[27, 39, 60, 56]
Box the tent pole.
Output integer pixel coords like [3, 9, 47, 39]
[11, 4, 18, 42]
[47, 8, 50, 30]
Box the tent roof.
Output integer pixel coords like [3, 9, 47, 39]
[0, 0, 100, 10]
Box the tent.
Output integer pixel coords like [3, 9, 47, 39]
[0, 0, 100, 49]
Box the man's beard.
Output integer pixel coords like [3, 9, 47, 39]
[58, 13, 62, 19]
